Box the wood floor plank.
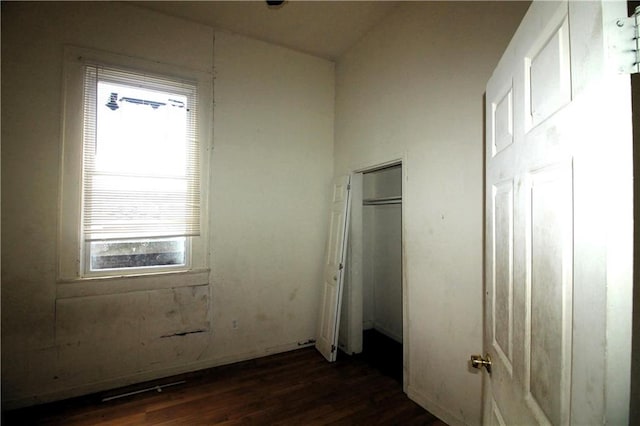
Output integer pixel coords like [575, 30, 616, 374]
[3, 347, 447, 425]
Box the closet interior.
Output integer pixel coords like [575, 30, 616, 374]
[340, 163, 403, 383]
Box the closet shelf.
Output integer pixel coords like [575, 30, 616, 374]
[363, 196, 402, 206]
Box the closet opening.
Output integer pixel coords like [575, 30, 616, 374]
[339, 161, 405, 386]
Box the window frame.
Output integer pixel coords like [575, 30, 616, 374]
[58, 46, 212, 284]
[83, 237, 192, 278]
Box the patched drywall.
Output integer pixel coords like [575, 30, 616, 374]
[1, 2, 333, 407]
[55, 286, 210, 387]
[334, 2, 529, 425]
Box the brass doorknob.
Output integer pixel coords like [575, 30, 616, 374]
[470, 353, 492, 374]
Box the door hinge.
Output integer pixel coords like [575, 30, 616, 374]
[347, 184, 351, 190]
[331, 345, 336, 353]
[339, 263, 344, 270]
[612, 6, 640, 74]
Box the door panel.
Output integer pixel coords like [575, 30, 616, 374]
[316, 176, 351, 362]
[490, 398, 507, 426]
[484, 0, 633, 424]
[492, 86, 514, 156]
[491, 180, 514, 375]
[528, 15, 571, 127]
[525, 165, 573, 425]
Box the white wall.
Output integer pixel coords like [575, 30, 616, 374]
[209, 31, 334, 359]
[1, 2, 334, 407]
[334, 2, 529, 425]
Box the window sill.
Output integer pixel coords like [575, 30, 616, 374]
[56, 268, 210, 299]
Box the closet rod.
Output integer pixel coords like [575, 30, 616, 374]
[363, 200, 402, 206]
[363, 196, 402, 206]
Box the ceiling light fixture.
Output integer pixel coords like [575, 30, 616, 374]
[266, 0, 285, 8]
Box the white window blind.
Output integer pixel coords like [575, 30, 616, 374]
[82, 65, 200, 241]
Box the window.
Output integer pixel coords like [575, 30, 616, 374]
[82, 66, 199, 274]
[59, 47, 211, 281]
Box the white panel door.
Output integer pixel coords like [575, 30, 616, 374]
[316, 176, 352, 362]
[482, 1, 633, 424]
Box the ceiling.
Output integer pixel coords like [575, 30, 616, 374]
[131, 1, 399, 60]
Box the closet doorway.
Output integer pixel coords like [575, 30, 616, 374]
[339, 162, 405, 385]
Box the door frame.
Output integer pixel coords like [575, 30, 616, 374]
[342, 156, 409, 391]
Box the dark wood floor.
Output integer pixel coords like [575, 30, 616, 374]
[3, 346, 446, 425]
